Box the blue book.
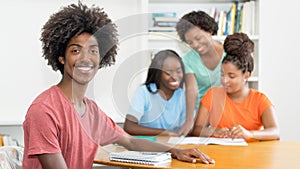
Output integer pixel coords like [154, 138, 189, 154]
[134, 136, 157, 142]
[152, 12, 176, 19]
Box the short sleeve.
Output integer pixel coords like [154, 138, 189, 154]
[201, 88, 213, 111]
[127, 86, 148, 121]
[200, 87, 226, 118]
[258, 93, 273, 116]
[182, 52, 194, 74]
[96, 109, 126, 146]
[81, 99, 126, 146]
[23, 104, 61, 156]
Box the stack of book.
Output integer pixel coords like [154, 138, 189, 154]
[149, 12, 178, 32]
[109, 151, 172, 166]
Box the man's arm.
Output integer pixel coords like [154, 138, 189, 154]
[115, 134, 214, 164]
[38, 153, 68, 169]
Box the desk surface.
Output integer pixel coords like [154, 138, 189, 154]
[94, 137, 300, 169]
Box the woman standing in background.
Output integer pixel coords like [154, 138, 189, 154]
[176, 10, 225, 135]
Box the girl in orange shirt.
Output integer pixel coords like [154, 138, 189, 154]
[192, 33, 280, 141]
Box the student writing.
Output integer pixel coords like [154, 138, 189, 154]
[192, 32, 280, 141]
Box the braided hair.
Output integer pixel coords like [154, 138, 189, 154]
[223, 32, 254, 74]
[41, 2, 118, 74]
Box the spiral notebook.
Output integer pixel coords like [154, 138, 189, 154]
[109, 151, 172, 166]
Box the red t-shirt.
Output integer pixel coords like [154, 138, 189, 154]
[201, 87, 272, 130]
[23, 85, 125, 169]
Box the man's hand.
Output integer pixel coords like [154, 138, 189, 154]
[170, 148, 215, 164]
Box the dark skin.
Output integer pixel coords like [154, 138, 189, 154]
[124, 115, 179, 136]
[37, 33, 214, 169]
[124, 56, 184, 137]
[192, 62, 280, 141]
[180, 26, 224, 136]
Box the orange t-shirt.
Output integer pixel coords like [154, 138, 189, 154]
[201, 87, 272, 130]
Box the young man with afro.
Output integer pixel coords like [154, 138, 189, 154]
[22, 2, 214, 169]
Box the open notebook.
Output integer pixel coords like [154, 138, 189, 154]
[109, 151, 172, 166]
[168, 137, 248, 146]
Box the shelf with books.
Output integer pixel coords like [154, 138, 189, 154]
[146, 0, 260, 90]
[148, 0, 258, 36]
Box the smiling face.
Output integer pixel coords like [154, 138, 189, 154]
[221, 62, 249, 95]
[160, 57, 184, 93]
[58, 32, 100, 86]
[184, 26, 212, 55]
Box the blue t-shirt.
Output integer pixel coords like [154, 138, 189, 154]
[182, 50, 225, 111]
[127, 83, 186, 132]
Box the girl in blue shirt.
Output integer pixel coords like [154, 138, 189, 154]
[124, 50, 186, 136]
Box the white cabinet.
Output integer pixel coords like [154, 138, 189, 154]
[143, 0, 260, 89]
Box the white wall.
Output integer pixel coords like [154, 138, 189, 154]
[0, 0, 148, 125]
[260, 0, 300, 141]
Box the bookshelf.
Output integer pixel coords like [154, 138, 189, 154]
[145, 0, 260, 89]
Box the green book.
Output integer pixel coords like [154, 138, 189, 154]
[134, 136, 157, 142]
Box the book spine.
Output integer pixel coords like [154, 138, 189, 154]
[0, 135, 3, 146]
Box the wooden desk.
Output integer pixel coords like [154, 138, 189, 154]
[94, 137, 300, 169]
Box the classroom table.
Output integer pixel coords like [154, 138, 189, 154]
[93, 137, 300, 169]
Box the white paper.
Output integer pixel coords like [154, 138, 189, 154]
[168, 137, 248, 146]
